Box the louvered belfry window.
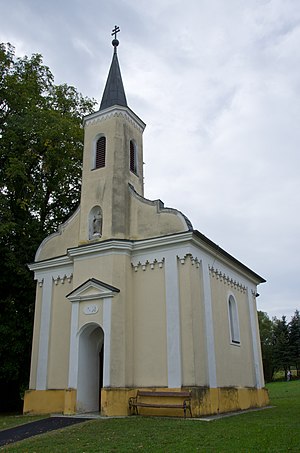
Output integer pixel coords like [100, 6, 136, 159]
[130, 140, 137, 174]
[95, 136, 106, 168]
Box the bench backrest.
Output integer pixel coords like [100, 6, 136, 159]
[137, 391, 191, 398]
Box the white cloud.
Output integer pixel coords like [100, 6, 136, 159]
[1, 0, 300, 319]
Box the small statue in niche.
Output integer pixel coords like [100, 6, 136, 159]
[92, 210, 102, 236]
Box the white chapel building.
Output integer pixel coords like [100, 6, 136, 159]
[24, 31, 269, 417]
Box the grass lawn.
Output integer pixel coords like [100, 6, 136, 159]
[1, 381, 299, 452]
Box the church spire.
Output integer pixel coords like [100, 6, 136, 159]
[99, 26, 128, 111]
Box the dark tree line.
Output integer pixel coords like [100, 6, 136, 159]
[0, 43, 96, 411]
[258, 310, 300, 382]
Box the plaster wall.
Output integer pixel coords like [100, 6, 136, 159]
[73, 251, 131, 387]
[29, 285, 43, 389]
[132, 263, 167, 386]
[211, 276, 255, 387]
[23, 389, 76, 415]
[47, 281, 72, 388]
[100, 386, 269, 417]
[128, 194, 188, 240]
[78, 300, 104, 328]
[79, 113, 144, 243]
[178, 256, 208, 386]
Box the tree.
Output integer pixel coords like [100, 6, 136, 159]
[272, 316, 291, 378]
[289, 310, 300, 376]
[258, 311, 274, 382]
[0, 43, 96, 410]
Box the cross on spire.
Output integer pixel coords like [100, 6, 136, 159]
[111, 25, 120, 53]
[111, 25, 120, 40]
[100, 25, 127, 110]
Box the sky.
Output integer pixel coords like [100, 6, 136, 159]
[1, 0, 300, 320]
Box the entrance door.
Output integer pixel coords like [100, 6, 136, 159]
[99, 344, 104, 408]
[77, 324, 104, 413]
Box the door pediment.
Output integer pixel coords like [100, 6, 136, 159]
[66, 278, 119, 302]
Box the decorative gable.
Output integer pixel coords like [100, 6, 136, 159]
[66, 278, 120, 302]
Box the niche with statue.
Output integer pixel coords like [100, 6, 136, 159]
[89, 206, 103, 239]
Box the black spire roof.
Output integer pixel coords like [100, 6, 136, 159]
[99, 30, 127, 111]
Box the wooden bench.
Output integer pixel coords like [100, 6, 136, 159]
[129, 390, 192, 418]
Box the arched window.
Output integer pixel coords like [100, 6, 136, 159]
[228, 295, 240, 344]
[130, 140, 138, 174]
[95, 136, 106, 169]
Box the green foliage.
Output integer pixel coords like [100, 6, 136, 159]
[0, 43, 96, 409]
[289, 310, 300, 375]
[272, 316, 290, 373]
[258, 310, 300, 382]
[1, 381, 300, 452]
[257, 310, 274, 382]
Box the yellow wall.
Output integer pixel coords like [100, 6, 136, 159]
[101, 386, 269, 417]
[132, 263, 168, 386]
[23, 389, 76, 415]
[211, 276, 255, 387]
[129, 194, 188, 240]
[178, 256, 208, 386]
[79, 114, 144, 243]
[73, 252, 130, 388]
[47, 281, 72, 388]
[24, 386, 269, 417]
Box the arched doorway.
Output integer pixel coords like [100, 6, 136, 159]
[77, 324, 104, 413]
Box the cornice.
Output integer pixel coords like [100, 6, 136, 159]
[177, 253, 200, 268]
[83, 105, 146, 132]
[209, 265, 247, 293]
[28, 255, 72, 272]
[53, 273, 73, 286]
[132, 258, 165, 272]
[68, 239, 133, 259]
[131, 232, 193, 254]
[70, 233, 193, 260]
[29, 230, 262, 290]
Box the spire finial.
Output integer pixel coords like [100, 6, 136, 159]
[111, 25, 120, 52]
[99, 25, 127, 110]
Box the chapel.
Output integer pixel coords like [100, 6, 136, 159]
[24, 28, 269, 417]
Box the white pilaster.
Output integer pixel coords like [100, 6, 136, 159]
[103, 297, 112, 387]
[68, 301, 79, 388]
[247, 289, 264, 388]
[164, 251, 182, 388]
[36, 273, 52, 390]
[202, 259, 217, 388]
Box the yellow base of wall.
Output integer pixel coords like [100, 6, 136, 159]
[102, 386, 269, 417]
[23, 386, 269, 417]
[23, 389, 76, 415]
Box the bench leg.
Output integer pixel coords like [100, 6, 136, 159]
[129, 398, 139, 416]
[183, 400, 192, 418]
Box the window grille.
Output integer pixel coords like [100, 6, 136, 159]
[130, 140, 137, 174]
[95, 137, 106, 168]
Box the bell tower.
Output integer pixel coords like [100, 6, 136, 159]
[79, 26, 146, 243]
